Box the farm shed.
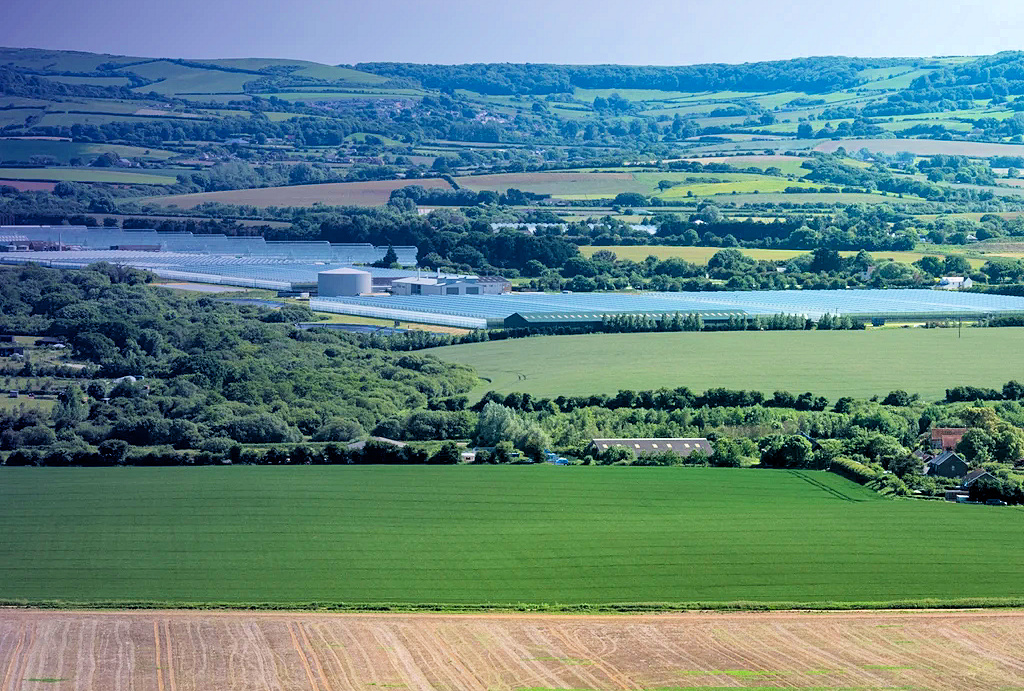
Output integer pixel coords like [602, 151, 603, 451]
[590, 438, 713, 458]
[924, 451, 968, 479]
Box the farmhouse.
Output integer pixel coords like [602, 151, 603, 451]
[935, 276, 973, 290]
[590, 438, 712, 458]
[923, 450, 968, 478]
[930, 427, 967, 451]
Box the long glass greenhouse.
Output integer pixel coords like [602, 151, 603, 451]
[310, 290, 1024, 329]
[0, 226, 419, 289]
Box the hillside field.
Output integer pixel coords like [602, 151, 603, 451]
[0, 140, 178, 163]
[146, 177, 454, 208]
[431, 327, 1024, 400]
[0, 167, 178, 184]
[3, 466, 1024, 608]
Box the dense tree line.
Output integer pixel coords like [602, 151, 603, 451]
[472, 385, 829, 414]
[356, 57, 916, 96]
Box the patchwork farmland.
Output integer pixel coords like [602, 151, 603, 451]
[4, 609, 1024, 691]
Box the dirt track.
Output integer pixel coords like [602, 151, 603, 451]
[3, 609, 1024, 690]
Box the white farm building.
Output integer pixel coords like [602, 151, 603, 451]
[390, 275, 511, 296]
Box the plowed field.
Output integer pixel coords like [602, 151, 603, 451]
[3, 610, 1024, 690]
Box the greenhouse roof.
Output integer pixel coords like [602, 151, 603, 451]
[310, 289, 1024, 329]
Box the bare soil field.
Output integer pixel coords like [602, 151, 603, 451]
[3, 609, 1024, 690]
[144, 177, 454, 209]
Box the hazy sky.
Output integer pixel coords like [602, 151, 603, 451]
[3, 0, 1024, 66]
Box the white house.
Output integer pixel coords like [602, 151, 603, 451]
[935, 276, 973, 290]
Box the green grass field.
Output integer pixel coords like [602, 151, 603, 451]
[578, 245, 983, 268]
[2, 465, 1023, 608]
[674, 155, 813, 176]
[0, 140, 178, 164]
[0, 167, 177, 184]
[655, 176, 819, 199]
[711, 191, 926, 204]
[455, 169, 822, 201]
[430, 328, 1024, 400]
[0, 396, 55, 413]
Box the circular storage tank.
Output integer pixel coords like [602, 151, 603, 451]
[318, 268, 372, 297]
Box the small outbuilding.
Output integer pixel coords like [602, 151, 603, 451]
[930, 427, 967, 451]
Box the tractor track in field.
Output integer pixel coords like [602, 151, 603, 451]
[4, 609, 1024, 690]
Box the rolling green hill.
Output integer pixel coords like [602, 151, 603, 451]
[4, 45, 1024, 214]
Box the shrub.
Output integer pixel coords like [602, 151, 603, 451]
[312, 417, 365, 442]
[828, 456, 878, 484]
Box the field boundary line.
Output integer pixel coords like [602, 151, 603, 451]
[7, 597, 1024, 613]
[288, 622, 321, 691]
[1, 627, 24, 691]
[788, 470, 865, 502]
[153, 620, 165, 691]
